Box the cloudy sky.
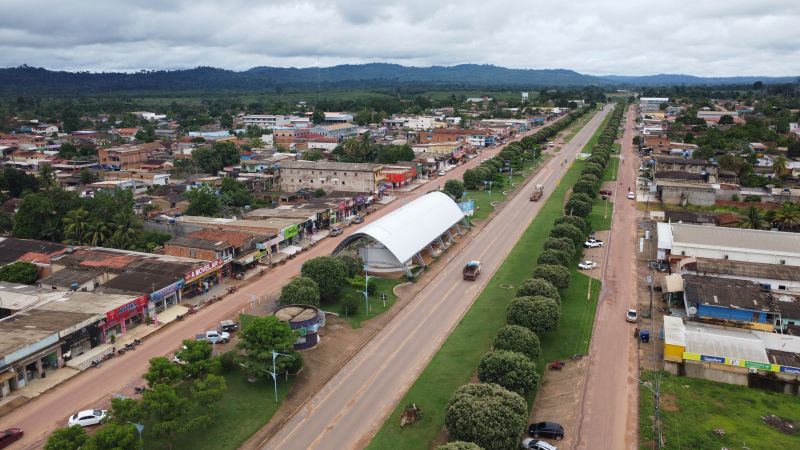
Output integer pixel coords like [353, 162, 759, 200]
[1, 0, 798, 76]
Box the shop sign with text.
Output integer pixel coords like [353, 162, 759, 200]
[184, 259, 222, 283]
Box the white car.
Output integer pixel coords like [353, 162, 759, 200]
[627, 191, 635, 200]
[68, 409, 107, 427]
[626, 309, 638, 323]
[578, 261, 597, 270]
[584, 239, 604, 248]
[438, 170, 447, 176]
[522, 438, 558, 450]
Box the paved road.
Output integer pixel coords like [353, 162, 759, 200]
[262, 106, 612, 450]
[575, 105, 639, 449]
[1, 119, 567, 450]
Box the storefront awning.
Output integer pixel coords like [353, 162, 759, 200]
[232, 250, 267, 265]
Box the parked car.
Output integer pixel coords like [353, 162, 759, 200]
[438, 170, 447, 176]
[521, 438, 558, 450]
[584, 239, 604, 248]
[528, 421, 564, 440]
[627, 191, 635, 200]
[578, 260, 597, 270]
[68, 409, 107, 427]
[220, 320, 239, 332]
[626, 309, 638, 323]
[329, 226, 344, 237]
[0, 429, 23, 449]
[195, 330, 230, 343]
[351, 215, 364, 224]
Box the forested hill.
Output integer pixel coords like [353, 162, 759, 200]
[0, 63, 795, 95]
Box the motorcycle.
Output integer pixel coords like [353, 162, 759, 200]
[176, 314, 184, 321]
[548, 360, 565, 370]
[91, 360, 102, 368]
[133, 338, 143, 346]
[227, 286, 238, 294]
[134, 386, 146, 394]
[187, 306, 198, 315]
[124, 343, 135, 351]
[117, 347, 127, 356]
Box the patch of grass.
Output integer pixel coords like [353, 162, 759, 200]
[329, 277, 402, 328]
[540, 271, 599, 361]
[586, 196, 614, 231]
[463, 158, 544, 221]
[602, 156, 620, 182]
[168, 368, 294, 450]
[367, 159, 590, 450]
[639, 371, 800, 450]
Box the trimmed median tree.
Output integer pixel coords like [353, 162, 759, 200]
[542, 237, 576, 258]
[507, 296, 561, 335]
[494, 324, 541, 361]
[537, 249, 572, 268]
[437, 441, 483, 450]
[477, 350, 540, 396]
[444, 383, 528, 450]
[533, 264, 571, 289]
[516, 278, 560, 304]
[550, 223, 584, 249]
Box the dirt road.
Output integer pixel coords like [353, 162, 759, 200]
[0, 118, 568, 450]
[575, 105, 639, 449]
[260, 107, 612, 450]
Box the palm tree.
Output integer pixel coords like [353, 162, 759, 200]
[87, 219, 111, 246]
[738, 206, 768, 230]
[63, 208, 90, 245]
[773, 201, 800, 231]
[38, 165, 57, 190]
[110, 210, 141, 249]
[773, 155, 788, 178]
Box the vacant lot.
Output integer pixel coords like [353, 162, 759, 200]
[639, 371, 800, 450]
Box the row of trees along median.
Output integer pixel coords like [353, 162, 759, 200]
[437, 101, 627, 450]
[462, 106, 593, 191]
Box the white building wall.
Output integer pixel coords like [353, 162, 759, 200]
[671, 244, 800, 267]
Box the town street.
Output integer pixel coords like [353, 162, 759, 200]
[575, 104, 639, 450]
[0, 115, 571, 450]
[260, 106, 611, 450]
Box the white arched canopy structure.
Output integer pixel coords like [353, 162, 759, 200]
[332, 191, 465, 276]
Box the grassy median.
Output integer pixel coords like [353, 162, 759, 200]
[367, 159, 590, 450]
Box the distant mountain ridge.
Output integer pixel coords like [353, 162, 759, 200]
[0, 63, 796, 95]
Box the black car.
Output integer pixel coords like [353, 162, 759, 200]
[528, 422, 564, 440]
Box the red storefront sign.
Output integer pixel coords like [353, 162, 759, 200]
[384, 167, 417, 183]
[105, 295, 148, 324]
[184, 259, 223, 283]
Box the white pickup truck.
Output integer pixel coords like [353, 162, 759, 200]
[195, 330, 230, 343]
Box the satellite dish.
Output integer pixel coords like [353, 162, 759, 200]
[688, 307, 698, 316]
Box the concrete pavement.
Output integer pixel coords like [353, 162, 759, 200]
[259, 106, 612, 450]
[575, 104, 640, 450]
[0, 116, 564, 450]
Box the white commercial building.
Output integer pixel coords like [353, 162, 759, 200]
[242, 115, 292, 129]
[639, 97, 669, 113]
[658, 223, 800, 267]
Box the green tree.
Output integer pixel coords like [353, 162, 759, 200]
[138, 384, 196, 448]
[582, 162, 604, 178]
[110, 210, 142, 249]
[550, 223, 584, 249]
[542, 237, 576, 257]
[38, 164, 57, 191]
[87, 219, 112, 246]
[44, 425, 88, 450]
[516, 278, 561, 304]
[0, 211, 12, 234]
[279, 276, 321, 306]
[537, 249, 572, 268]
[507, 296, 561, 334]
[572, 179, 598, 198]
[478, 350, 540, 395]
[0, 261, 39, 284]
[444, 383, 527, 450]
[0, 166, 39, 197]
[336, 254, 364, 277]
[718, 115, 734, 125]
[493, 324, 541, 361]
[565, 196, 592, 217]
[79, 168, 97, 184]
[462, 168, 483, 190]
[772, 155, 788, 177]
[738, 206, 768, 230]
[63, 208, 91, 245]
[237, 316, 299, 378]
[533, 264, 571, 289]
[219, 177, 253, 207]
[553, 215, 589, 234]
[300, 256, 348, 302]
[772, 202, 800, 230]
[83, 423, 138, 450]
[185, 184, 222, 217]
[311, 110, 325, 125]
[442, 180, 465, 200]
[304, 149, 324, 161]
[144, 357, 184, 387]
[176, 340, 220, 379]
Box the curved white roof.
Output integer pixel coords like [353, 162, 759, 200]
[335, 192, 464, 264]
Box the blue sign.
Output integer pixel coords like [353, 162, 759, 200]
[701, 355, 725, 364]
[458, 200, 475, 212]
[780, 366, 800, 374]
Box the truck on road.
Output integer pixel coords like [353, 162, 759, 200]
[530, 185, 544, 202]
[463, 260, 482, 281]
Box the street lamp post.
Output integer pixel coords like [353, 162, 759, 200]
[127, 422, 144, 450]
[266, 350, 291, 403]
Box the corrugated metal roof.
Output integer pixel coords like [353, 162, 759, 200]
[670, 223, 800, 256]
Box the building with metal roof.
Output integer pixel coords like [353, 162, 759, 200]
[332, 192, 465, 276]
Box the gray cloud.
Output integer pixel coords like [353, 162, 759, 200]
[0, 0, 797, 76]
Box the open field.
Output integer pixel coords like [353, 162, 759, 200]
[639, 371, 800, 450]
[331, 277, 402, 328]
